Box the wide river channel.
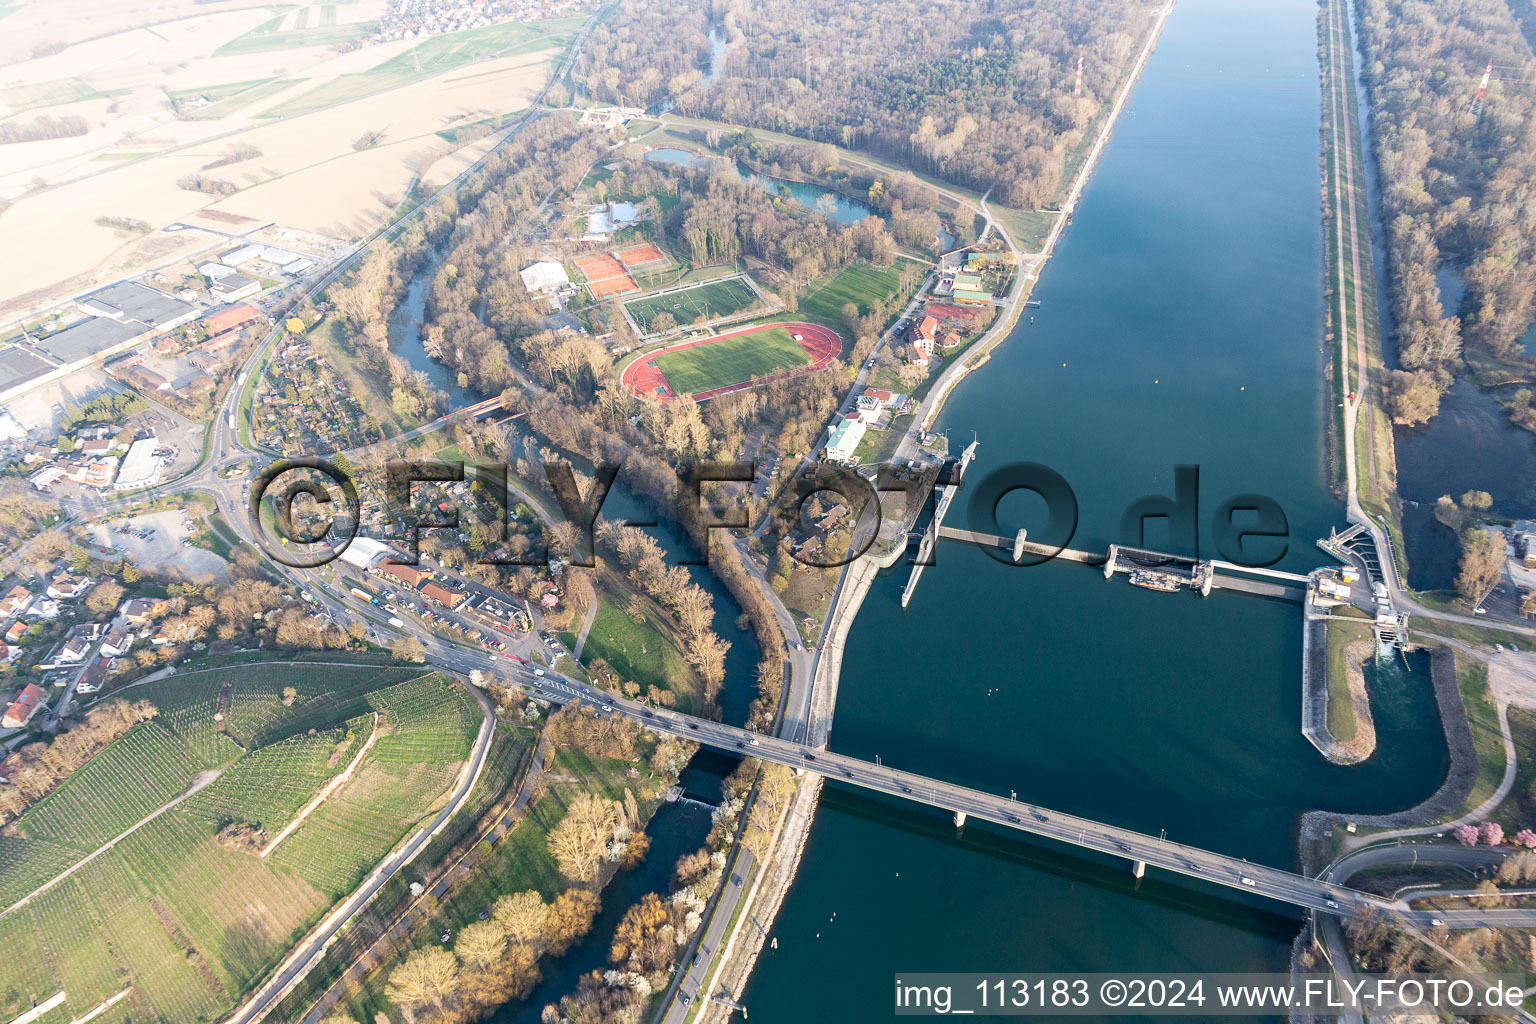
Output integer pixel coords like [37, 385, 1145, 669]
[738, 0, 1448, 1019]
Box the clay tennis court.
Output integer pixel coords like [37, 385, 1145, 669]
[615, 242, 667, 268]
[574, 252, 639, 298]
[620, 321, 841, 402]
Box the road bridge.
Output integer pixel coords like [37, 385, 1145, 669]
[524, 674, 1509, 928]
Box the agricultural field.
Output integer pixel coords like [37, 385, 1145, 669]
[0, 836, 81, 908]
[214, 17, 380, 57]
[0, 663, 484, 1024]
[271, 676, 481, 896]
[170, 77, 304, 120]
[190, 726, 359, 831]
[654, 326, 810, 397]
[0, 76, 107, 113]
[798, 260, 911, 323]
[624, 276, 760, 334]
[258, 18, 582, 117]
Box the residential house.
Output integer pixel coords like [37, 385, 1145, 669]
[25, 598, 59, 620]
[47, 573, 92, 600]
[2, 683, 46, 728]
[44, 634, 93, 668]
[5, 621, 28, 644]
[99, 628, 133, 657]
[0, 585, 32, 618]
[119, 598, 159, 628]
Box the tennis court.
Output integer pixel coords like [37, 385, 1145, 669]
[616, 242, 668, 268]
[574, 252, 639, 298]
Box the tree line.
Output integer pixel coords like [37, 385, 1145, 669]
[1358, 0, 1536, 424]
[579, 0, 1158, 209]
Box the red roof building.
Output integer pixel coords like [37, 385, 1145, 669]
[3, 683, 46, 729]
[379, 562, 428, 587]
[420, 582, 466, 609]
[202, 304, 259, 335]
[199, 329, 243, 354]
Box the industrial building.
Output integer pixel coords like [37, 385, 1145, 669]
[113, 436, 164, 490]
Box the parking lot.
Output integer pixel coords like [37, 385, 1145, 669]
[90, 509, 228, 580]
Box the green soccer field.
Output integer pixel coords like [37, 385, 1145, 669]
[625, 277, 759, 333]
[654, 327, 811, 396]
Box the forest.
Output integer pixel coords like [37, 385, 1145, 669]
[578, 0, 1159, 207]
[1359, 0, 1536, 422]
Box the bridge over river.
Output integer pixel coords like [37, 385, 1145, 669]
[528, 674, 1536, 932]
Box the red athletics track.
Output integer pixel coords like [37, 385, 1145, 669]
[619, 321, 841, 402]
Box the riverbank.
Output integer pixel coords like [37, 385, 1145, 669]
[685, 6, 1179, 1019]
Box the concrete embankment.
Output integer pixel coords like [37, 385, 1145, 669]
[1301, 613, 1377, 765]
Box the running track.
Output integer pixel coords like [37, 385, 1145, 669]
[619, 321, 841, 402]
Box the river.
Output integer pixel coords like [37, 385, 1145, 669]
[738, 0, 1447, 1019]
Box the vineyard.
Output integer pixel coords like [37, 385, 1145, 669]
[273, 680, 481, 896]
[0, 835, 81, 907]
[0, 663, 484, 1024]
[17, 724, 201, 850]
[126, 675, 239, 767]
[190, 724, 361, 831]
[223, 665, 427, 747]
[368, 677, 480, 763]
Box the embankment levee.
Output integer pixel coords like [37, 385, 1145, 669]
[695, 6, 1178, 1020]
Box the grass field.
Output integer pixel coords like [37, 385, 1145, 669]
[0, 664, 481, 1024]
[798, 261, 910, 323]
[258, 19, 577, 116]
[214, 19, 380, 56]
[170, 78, 302, 120]
[581, 594, 699, 707]
[625, 277, 759, 333]
[0, 77, 105, 114]
[655, 327, 809, 397]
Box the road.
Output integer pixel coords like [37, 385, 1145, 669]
[663, 848, 755, 1022]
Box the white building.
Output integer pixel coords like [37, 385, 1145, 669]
[520, 261, 570, 295]
[114, 437, 163, 490]
[338, 535, 396, 570]
[823, 418, 866, 463]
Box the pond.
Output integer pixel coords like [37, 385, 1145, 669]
[644, 147, 877, 226]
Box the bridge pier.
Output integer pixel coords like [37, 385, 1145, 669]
[1132, 860, 1146, 879]
[954, 811, 967, 828]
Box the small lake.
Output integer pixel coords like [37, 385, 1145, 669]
[644, 147, 877, 226]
